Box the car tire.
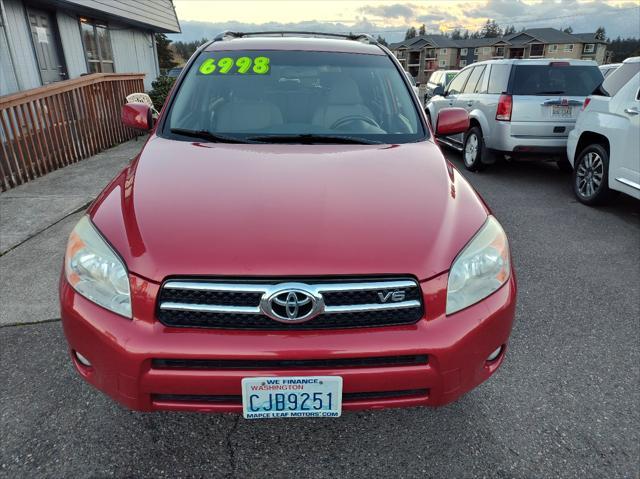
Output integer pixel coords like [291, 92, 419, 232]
[572, 144, 612, 205]
[463, 126, 488, 172]
[556, 157, 573, 173]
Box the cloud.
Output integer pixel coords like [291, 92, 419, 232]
[359, 3, 416, 19]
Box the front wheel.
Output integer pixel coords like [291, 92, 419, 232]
[572, 144, 612, 205]
[463, 126, 487, 172]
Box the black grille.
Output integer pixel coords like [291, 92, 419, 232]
[152, 355, 428, 370]
[157, 278, 424, 330]
[157, 308, 422, 330]
[322, 287, 421, 306]
[152, 389, 429, 405]
[160, 288, 261, 306]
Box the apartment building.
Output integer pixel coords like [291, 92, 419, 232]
[390, 27, 609, 83]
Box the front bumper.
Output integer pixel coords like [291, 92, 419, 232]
[60, 271, 517, 413]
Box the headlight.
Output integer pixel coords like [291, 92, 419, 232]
[64, 216, 132, 318]
[446, 216, 510, 315]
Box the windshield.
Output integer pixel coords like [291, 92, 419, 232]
[511, 65, 603, 96]
[163, 50, 425, 144]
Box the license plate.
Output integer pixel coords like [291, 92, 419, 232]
[551, 105, 573, 118]
[241, 376, 342, 419]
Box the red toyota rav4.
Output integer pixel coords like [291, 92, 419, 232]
[60, 32, 516, 418]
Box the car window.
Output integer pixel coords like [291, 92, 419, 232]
[601, 62, 640, 97]
[430, 71, 441, 84]
[487, 64, 510, 94]
[511, 64, 603, 96]
[164, 50, 426, 144]
[463, 66, 485, 94]
[475, 66, 489, 93]
[447, 68, 472, 95]
[445, 72, 457, 86]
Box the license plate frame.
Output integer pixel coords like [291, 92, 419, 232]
[241, 376, 343, 419]
[551, 105, 573, 118]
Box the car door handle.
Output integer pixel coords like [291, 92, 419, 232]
[624, 107, 639, 115]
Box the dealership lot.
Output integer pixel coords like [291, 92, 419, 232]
[1, 150, 638, 478]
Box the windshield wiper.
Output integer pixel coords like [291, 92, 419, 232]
[170, 128, 262, 144]
[536, 90, 566, 95]
[245, 134, 382, 145]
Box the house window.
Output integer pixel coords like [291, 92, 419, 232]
[529, 44, 544, 57]
[474, 48, 479, 55]
[549, 44, 558, 52]
[483, 47, 490, 54]
[495, 46, 505, 57]
[461, 48, 468, 56]
[583, 43, 595, 53]
[564, 44, 574, 52]
[459, 59, 467, 67]
[440, 48, 447, 54]
[439, 59, 446, 67]
[80, 18, 114, 73]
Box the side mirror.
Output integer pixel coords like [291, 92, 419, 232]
[121, 103, 153, 131]
[436, 108, 470, 136]
[433, 85, 445, 97]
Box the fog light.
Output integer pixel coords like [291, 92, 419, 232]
[487, 346, 503, 362]
[75, 351, 92, 367]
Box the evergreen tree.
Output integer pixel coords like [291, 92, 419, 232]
[376, 35, 388, 46]
[451, 28, 462, 40]
[595, 26, 606, 41]
[481, 19, 502, 38]
[563, 26, 573, 34]
[405, 27, 417, 40]
[504, 25, 516, 35]
[419, 24, 426, 36]
[463, 30, 470, 39]
[155, 33, 176, 70]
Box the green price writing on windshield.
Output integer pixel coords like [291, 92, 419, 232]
[198, 56, 271, 75]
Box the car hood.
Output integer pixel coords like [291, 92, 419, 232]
[90, 135, 488, 283]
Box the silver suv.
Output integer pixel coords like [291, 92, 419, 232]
[426, 59, 603, 171]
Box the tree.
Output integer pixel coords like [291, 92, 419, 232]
[563, 26, 573, 34]
[462, 30, 470, 39]
[595, 26, 606, 41]
[481, 19, 502, 38]
[504, 25, 516, 35]
[419, 24, 426, 36]
[155, 33, 176, 71]
[405, 26, 417, 40]
[376, 35, 388, 46]
[451, 28, 462, 40]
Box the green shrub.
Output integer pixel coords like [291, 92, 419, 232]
[147, 75, 176, 110]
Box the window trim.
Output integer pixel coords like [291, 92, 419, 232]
[564, 44, 574, 52]
[494, 46, 505, 57]
[440, 48, 447, 54]
[460, 48, 468, 56]
[79, 17, 115, 73]
[583, 43, 595, 54]
[459, 59, 467, 67]
[549, 44, 558, 52]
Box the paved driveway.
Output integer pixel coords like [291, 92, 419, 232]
[1, 151, 638, 478]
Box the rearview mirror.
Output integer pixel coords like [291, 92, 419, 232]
[436, 108, 470, 136]
[433, 85, 445, 97]
[121, 103, 153, 131]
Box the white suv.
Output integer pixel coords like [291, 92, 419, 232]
[567, 57, 640, 205]
[426, 59, 603, 171]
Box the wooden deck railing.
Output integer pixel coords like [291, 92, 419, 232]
[0, 73, 145, 191]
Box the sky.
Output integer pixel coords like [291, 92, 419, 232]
[170, 0, 640, 42]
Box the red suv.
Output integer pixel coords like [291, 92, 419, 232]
[60, 32, 516, 418]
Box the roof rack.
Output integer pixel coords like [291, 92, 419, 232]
[212, 31, 378, 45]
